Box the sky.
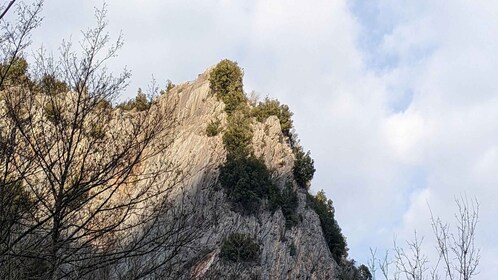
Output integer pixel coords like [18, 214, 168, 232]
[22, 0, 498, 278]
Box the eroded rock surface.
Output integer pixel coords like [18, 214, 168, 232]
[142, 68, 338, 279]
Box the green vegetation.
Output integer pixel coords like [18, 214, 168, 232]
[289, 242, 297, 257]
[206, 118, 221, 137]
[308, 190, 347, 264]
[219, 156, 274, 214]
[223, 112, 253, 158]
[162, 79, 175, 95]
[339, 260, 372, 280]
[117, 89, 151, 111]
[0, 180, 30, 226]
[252, 97, 293, 137]
[43, 102, 61, 124]
[212, 59, 300, 222]
[293, 148, 315, 189]
[209, 59, 245, 114]
[0, 57, 30, 89]
[220, 233, 260, 263]
[269, 182, 299, 228]
[211, 60, 301, 227]
[280, 184, 299, 228]
[37, 74, 69, 95]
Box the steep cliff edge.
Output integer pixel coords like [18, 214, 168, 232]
[142, 65, 340, 279]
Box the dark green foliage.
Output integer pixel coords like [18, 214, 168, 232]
[117, 89, 151, 111]
[209, 59, 246, 114]
[89, 124, 105, 139]
[0, 180, 30, 228]
[268, 183, 299, 228]
[223, 112, 253, 158]
[308, 190, 347, 264]
[339, 260, 372, 280]
[358, 265, 372, 280]
[219, 156, 274, 214]
[289, 242, 297, 257]
[206, 118, 221, 137]
[293, 148, 315, 189]
[281, 184, 299, 228]
[37, 74, 68, 95]
[0, 57, 30, 89]
[162, 79, 175, 95]
[268, 184, 282, 212]
[96, 98, 113, 112]
[43, 102, 61, 125]
[252, 97, 294, 137]
[220, 233, 260, 263]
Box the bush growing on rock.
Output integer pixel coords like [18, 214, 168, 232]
[293, 148, 315, 189]
[220, 233, 260, 263]
[223, 112, 253, 158]
[280, 183, 299, 228]
[219, 156, 274, 214]
[0, 57, 30, 89]
[252, 97, 294, 137]
[308, 190, 347, 264]
[117, 89, 151, 111]
[209, 59, 246, 114]
[206, 118, 221, 137]
[269, 182, 299, 229]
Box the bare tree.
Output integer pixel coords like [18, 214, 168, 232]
[430, 196, 480, 280]
[0, 1, 43, 279]
[0, 2, 212, 279]
[392, 232, 429, 280]
[369, 197, 480, 280]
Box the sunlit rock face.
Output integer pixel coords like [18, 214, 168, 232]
[137, 67, 338, 279]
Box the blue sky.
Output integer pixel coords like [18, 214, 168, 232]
[26, 1, 498, 278]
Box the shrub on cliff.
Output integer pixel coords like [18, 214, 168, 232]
[293, 148, 315, 189]
[252, 97, 294, 137]
[117, 89, 151, 111]
[220, 233, 260, 263]
[0, 57, 30, 89]
[206, 118, 221, 137]
[223, 112, 253, 158]
[219, 156, 274, 214]
[308, 190, 347, 263]
[209, 59, 246, 114]
[269, 182, 299, 229]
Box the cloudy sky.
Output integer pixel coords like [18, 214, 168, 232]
[24, 0, 498, 278]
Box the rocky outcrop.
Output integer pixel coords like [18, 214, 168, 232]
[143, 68, 339, 279]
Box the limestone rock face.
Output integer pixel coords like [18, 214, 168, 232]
[146, 68, 338, 279]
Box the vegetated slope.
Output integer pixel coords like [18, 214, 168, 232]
[135, 60, 361, 279]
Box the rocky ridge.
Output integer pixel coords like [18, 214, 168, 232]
[138, 67, 339, 279]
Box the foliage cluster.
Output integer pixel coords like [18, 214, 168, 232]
[339, 260, 372, 280]
[252, 97, 294, 137]
[212, 60, 301, 227]
[220, 233, 260, 263]
[308, 190, 347, 264]
[219, 156, 274, 215]
[289, 242, 297, 257]
[269, 183, 299, 229]
[222, 112, 253, 158]
[209, 59, 245, 114]
[293, 148, 315, 189]
[210, 59, 253, 158]
[37, 74, 69, 95]
[206, 118, 221, 137]
[160, 79, 175, 95]
[0, 57, 30, 89]
[0, 180, 30, 230]
[117, 89, 151, 111]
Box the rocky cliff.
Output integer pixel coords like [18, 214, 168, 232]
[138, 67, 340, 279]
